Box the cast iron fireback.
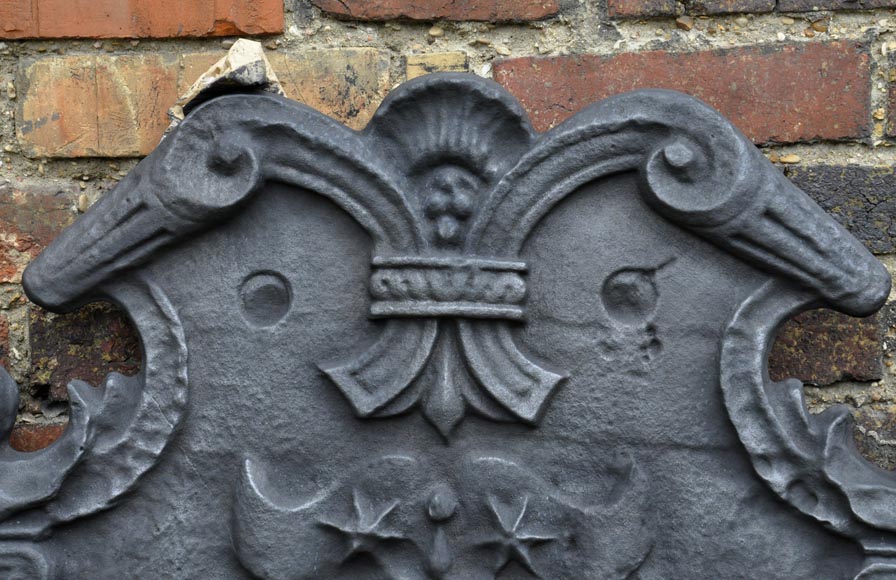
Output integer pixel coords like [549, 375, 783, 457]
[0, 74, 893, 579]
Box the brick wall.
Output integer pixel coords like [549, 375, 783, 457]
[1, 0, 895, 466]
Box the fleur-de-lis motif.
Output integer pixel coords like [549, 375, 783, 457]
[5, 68, 895, 580]
[319, 77, 568, 437]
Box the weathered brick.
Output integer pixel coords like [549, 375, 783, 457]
[18, 49, 389, 157]
[607, 0, 679, 17]
[210, 0, 284, 36]
[16, 54, 180, 157]
[888, 54, 896, 138]
[493, 42, 871, 144]
[405, 52, 469, 80]
[269, 49, 390, 130]
[769, 309, 883, 386]
[612, 0, 890, 14]
[0, 0, 282, 39]
[183, 49, 391, 130]
[16, 56, 97, 157]
[312, 0, 558, 21]
[687, 0, 775, 13]
[777, 0, 896, 12]
[0, 182, 78, 283]
[29, 303, 140, 402]
[0, 0, 36, 37]
[608, 0, 774, 17]
[0, 313, 9, 370]
[784, 165, 896, 255]
[9, 423, 65, 452]
[851, 404, 896, 470]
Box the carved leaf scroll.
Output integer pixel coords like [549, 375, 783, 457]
[0, 276, 188, 538]
[722, 279, 896, 574]
[0, 73, 892, 578]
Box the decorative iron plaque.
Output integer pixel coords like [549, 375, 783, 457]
[0, 74, 893, 579]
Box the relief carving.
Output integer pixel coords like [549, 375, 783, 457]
[0, 73, 891, 578]
[233, 452, 651, 579]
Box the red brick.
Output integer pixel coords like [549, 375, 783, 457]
[18, 49, 388, 157]
[312, 0, 558, 21]
[493, 42, 871, 144]
[182, 49, 390, 130]
[769, 309, 883, 385]
[0, 0, 36, 37]
[29, 303, 140, 402]
[16, 54, 179, 157]
[0, 182, 78, 283]
[96, 55, 181, 155]
[9, 423, 65, 452]
[607, 0, 679, 17]
[0, 0, 282, 39]
[269, 49, 390, 130]
[688, 0, 775, 14]
[214, 0, 284, 35]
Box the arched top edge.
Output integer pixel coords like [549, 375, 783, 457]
[721, 278, 896, 549]
[22, 76, 890, 319]
[467, 86, 889, 318]
[23, 91, 418, 312]
[364, 73, 535, 136]
[467, 87, 755, 243]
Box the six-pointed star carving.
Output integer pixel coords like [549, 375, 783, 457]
[479, 495, 556, 577]
[318, 489, 403, 561]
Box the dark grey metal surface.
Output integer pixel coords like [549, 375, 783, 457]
[0, 73, 893, 579]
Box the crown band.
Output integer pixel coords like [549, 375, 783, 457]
[369, 256, 527, 320]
